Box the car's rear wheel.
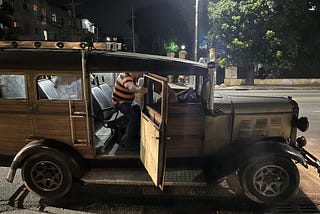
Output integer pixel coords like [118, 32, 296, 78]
[22, 151, 73, 199]
[240, 156, 299, 204]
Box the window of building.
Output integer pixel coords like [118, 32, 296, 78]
[41, 15, 46, 25]
[51, 13, 57, 23]
[37, 76, 82, 100]
[43, 30, 48, 40]
[13, 21, 17, 28]
[67, 9, 72, 17]
[33, 3, 38, 12]
[0, 75, 26, 99]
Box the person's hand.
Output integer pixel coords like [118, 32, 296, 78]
[139, 87, 148, 94]
[137, 78, 144, 87]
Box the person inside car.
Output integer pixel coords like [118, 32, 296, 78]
[112, 72, 147, 147]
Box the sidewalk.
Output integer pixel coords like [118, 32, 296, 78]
[215, 83, 320, 91]
[2, 208, 89, 214]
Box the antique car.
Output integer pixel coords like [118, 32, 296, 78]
[0, 41, 319, 204]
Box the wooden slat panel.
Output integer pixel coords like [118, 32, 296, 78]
[36, 102, 85, 113]
[0, 114, 33, 155]
[0, 103, 30, 112]
[140, 114, 160, 186]
[73, 118, 88, 139]
[167, 115, 203, 136]
[167, 136, 203, 157]
[73, 145, 94, 158]
[168, 104, 202, 114]
[166, 103, 204, 158]
[34, 115, 72, 143]
[146, 106, 162, 126]
[36, 103, 69, 113]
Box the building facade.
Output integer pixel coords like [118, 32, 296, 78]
[3, 0, 88, 41]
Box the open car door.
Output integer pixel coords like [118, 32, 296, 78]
[140, 74, 168, 190]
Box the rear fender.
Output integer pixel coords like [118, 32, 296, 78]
[6, 138, 85, 183]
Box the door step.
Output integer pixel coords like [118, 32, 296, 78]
[81, 168, 207, 186]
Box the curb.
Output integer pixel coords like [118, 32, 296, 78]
[215, 85, 320, 91]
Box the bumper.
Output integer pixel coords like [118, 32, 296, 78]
[292, 137, 320, 177]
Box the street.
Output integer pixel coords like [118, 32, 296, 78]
[0, 88, 319, 214]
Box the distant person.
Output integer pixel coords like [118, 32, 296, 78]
[112, 72, 147, 147]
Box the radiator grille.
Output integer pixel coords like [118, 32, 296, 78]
[239, 117, 282, 138]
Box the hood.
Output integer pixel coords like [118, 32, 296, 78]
[230, 95, 296, 114]
[214, 93, 296, 114]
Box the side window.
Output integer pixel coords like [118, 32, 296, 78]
[0, 75, 26, 99]
[146, 78, 163, 115]
[37, 75, 82, 100]
[91, 73, 116, 87]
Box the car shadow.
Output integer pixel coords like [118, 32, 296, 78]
[8, 185, 29, 208]
[38, 178, 319, 214]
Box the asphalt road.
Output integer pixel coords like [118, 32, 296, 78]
[1, 88, 319, 214]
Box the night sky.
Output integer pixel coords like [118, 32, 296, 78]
[77, 0, 195, 36]
[77, 0, 209, 57]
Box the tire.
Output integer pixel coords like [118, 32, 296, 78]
[240, 156, 300, 204]
[21, 151, 73, 199]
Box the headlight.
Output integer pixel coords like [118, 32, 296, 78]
[296, 136, 307, 148]
[296, 116, 309, 132]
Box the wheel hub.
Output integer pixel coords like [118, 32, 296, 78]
[253, 164, 289, 197]
[31, 161, 63, 192]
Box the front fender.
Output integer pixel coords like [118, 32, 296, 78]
[6, 139, 85, 183]
[244, 139, 307, 167]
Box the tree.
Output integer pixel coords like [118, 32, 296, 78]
[208, 0, 320, 81]
[208, 0, 283, 84]
[274, 1, 320, 77]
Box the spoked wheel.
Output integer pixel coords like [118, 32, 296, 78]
[240, 156, 300, 204]
[22, 151, 72, 199]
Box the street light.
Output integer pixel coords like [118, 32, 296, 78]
[194, 0, 199, 62]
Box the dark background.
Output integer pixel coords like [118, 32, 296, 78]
[77, 0, 209, 58]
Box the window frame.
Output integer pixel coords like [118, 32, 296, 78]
[0, 73, 28, 100]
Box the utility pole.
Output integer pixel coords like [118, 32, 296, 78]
[194, 0, 199, 62]
[71, 0, 77, 41]
[131, 8, 136, 53]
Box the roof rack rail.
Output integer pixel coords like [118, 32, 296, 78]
[0, 41, 123, 51]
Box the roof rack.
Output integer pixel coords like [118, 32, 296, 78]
[0, 41, 123, 51]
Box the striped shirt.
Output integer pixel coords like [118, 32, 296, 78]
[112, 73, 135, 104]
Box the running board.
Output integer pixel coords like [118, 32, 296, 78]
[81, 168, 207, 186]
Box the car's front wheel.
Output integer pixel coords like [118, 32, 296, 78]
[21, 151, 73, 199]
[240, 156, 300, 204]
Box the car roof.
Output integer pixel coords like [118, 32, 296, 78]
[0, 48, 207, 76]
